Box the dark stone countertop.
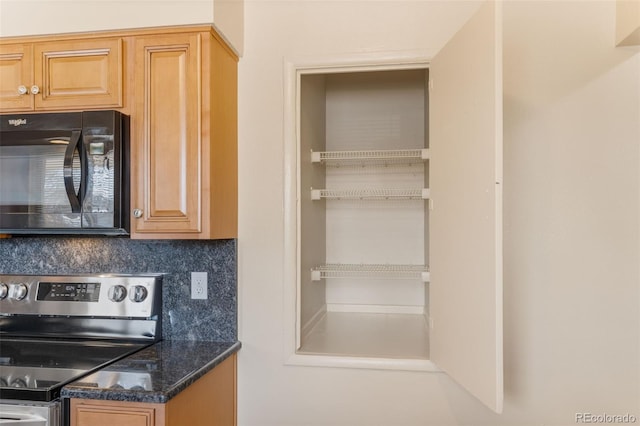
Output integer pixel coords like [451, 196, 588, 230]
[61, 340, 241, 404]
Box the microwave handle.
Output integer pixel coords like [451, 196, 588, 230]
[63, 130, 83, 213]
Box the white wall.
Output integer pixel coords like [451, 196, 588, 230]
[214, 0, 244, 55]
[0, 0, 243, 55]
[238, 1, 639, 425]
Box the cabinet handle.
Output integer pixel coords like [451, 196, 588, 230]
[30, 85, 40, 95]
[17, 85, 28, 95]
[133, 209, 143, 218]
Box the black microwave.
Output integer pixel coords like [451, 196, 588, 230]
[0, 110, 129, 235]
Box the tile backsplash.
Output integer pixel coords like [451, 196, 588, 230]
[0, 237, 237, 342]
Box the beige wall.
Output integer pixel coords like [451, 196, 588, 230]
[238, 1, 639, 425]
[616, 0, 640, 46]
[502, 1, 639, 422]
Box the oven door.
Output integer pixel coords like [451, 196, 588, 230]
[0, 400, 59, 426]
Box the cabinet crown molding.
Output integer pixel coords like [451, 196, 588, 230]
[0, 24, 238, 61]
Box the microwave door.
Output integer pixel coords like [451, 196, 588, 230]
[0, 130, 82, 230]
[63, 130, 84, 213]
[81, 133, 119, 229]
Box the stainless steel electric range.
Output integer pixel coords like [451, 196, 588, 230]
[0, 274, 163, 426]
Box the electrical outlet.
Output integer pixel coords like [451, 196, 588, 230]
[191, 272, 208, 300]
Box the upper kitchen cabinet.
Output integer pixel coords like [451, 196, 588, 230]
[0, 43, 32, 111]
[288, 0, 502, 413]
[0, 38, 123, 112]
[130, 27, 238, 239]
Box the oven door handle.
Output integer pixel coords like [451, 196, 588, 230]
[0, 411, 47, 426]
[63, 130, 83, 214]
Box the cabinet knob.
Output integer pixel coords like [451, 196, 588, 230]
[30, 85, 40, 95]
[133, 208, 143, 218]
[17, 85, 28, 95]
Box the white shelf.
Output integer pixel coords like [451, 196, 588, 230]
[311, 149, 429, 168]
[298, 311, 430, 360]
[311, 263, 430, 282]
[311, 188, 429, 201]
[311, 148, 429, 163]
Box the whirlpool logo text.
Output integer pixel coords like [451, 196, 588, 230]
[8, 118, 27, 126]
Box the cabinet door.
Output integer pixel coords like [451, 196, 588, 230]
[0, 43, 33, 111]
[33, 38, 123, 110]
[71, 400, 163, 426]
[131, 33, 202, 235]
[429, 0, 503, 413]
[165, 353, 237, 426]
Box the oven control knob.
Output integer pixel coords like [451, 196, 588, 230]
[0, 283, 8, 299]
[108, 285, 127, 302]
[129, 285, 148, 303]
[9, 283, 28, 301]
[10, 377, 28, 388]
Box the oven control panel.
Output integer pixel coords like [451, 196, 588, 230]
[37, 282, 102, 302]
[0, 274, 162, 319]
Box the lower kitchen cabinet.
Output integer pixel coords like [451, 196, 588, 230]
[70, 353, 237, 426]
[71, 402, 160, 426]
